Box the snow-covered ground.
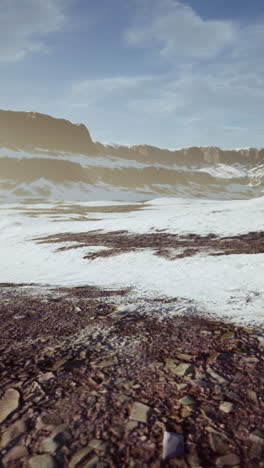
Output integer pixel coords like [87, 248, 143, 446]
[0, 197, 264, 327]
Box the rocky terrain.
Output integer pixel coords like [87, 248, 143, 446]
[0, 283, 263, 467]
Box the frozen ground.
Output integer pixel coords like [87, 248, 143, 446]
[0, 196, 264, 327]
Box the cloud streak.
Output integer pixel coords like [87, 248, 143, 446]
[0, 0, 66, 62]
[126, 0, 236, 59]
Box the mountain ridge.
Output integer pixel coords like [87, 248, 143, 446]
[1, 109, 264, 166]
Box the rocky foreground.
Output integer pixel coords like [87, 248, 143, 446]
[0, 284, 264, 468]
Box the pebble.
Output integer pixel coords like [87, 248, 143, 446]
[129, 401, 150, 423]
[162, 431, 184, 460]
[0, 388, 20, 423]
[219, 402, 234, 413]
[29, 454, 58, 468]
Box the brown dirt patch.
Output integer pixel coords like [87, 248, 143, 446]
[35, 230, 264, 261]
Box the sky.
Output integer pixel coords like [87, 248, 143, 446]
[0, 0, 264, 148]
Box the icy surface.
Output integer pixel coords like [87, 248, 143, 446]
[0, 197, 264, 326]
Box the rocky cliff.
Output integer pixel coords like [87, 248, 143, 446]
[0, 110, 95, 154]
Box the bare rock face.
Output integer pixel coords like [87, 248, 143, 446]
[0, 110, 95, 154]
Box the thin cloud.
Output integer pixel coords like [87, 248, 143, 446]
[126, 0, 236, 59]
[70, 75, 158, 107]
[0, 0, 66, 62]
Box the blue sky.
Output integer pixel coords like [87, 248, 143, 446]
[0, 0, 264, 148]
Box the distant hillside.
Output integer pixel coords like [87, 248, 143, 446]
[0, 109, 264, 165]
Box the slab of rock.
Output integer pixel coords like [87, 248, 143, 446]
[29, 454, 58, 468]
[0, 419, 26, 449]
[36, 413, 64, 431]
[174, 363, 192, 376]
[208, 368, 228, 384]
[220, 331, 235, 340]
[38, 372, 55, 383]
[0, 388, 20, 423]
[178, 395, 196, 406]
[2, 445, 28, 464]
[82, 456, 99, 468]
[162, 431, 184, 460]
[209, 433, 230, 455]
[88, 439, 109, 455]
[129, 401, 150, 423]
[69, 447, 93, 468]
[216, 453, 240, 466]
[41, 424, 72, 453]
[249, 430, 264, 445]
[219, 402, 234, 413]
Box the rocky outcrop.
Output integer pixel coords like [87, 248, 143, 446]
[1, 109, 264, 165]
[0, 110, 95, 154]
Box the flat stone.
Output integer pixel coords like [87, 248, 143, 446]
[2, 445, 28, 464]
[247, 390, 258, 404]
[0, 388, 20, 423]
[181, 407, 192, 418]
[219, 402, 234, 413]
[175, 353, 193, 362]
[209, 433, 230, 454]
[93, 359, 116, 368]
[41, 424, 72, 453]
[69, 447, 93, 468]
[208, 368, 228, 384]
[201, 405, 219, 422]
[174, 363, 192, 377]
[190, 379, 210, 389]
[216, 453, 240, 466]
[118, 394, 132, 403]
[129, 402, 150, 423]
[257, 336, 264, 348]
[83, 456, 100, 468]
[88, 439, 109, 454]
[249, 430, 264, 445]
[201, 330, 212, 336]
[177, 384, 188, 391]
[38, 372, 55, 383]
[36, 413, 64, 431]
[165, 359, 180, 372]
[0, 419, 26, 449]
[126, 420, 138, 431]
[162, 431, 184, 460]
[178, 395, 196, 406]
[221, 331, 235, 340]
[29, 454, 58, 468]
